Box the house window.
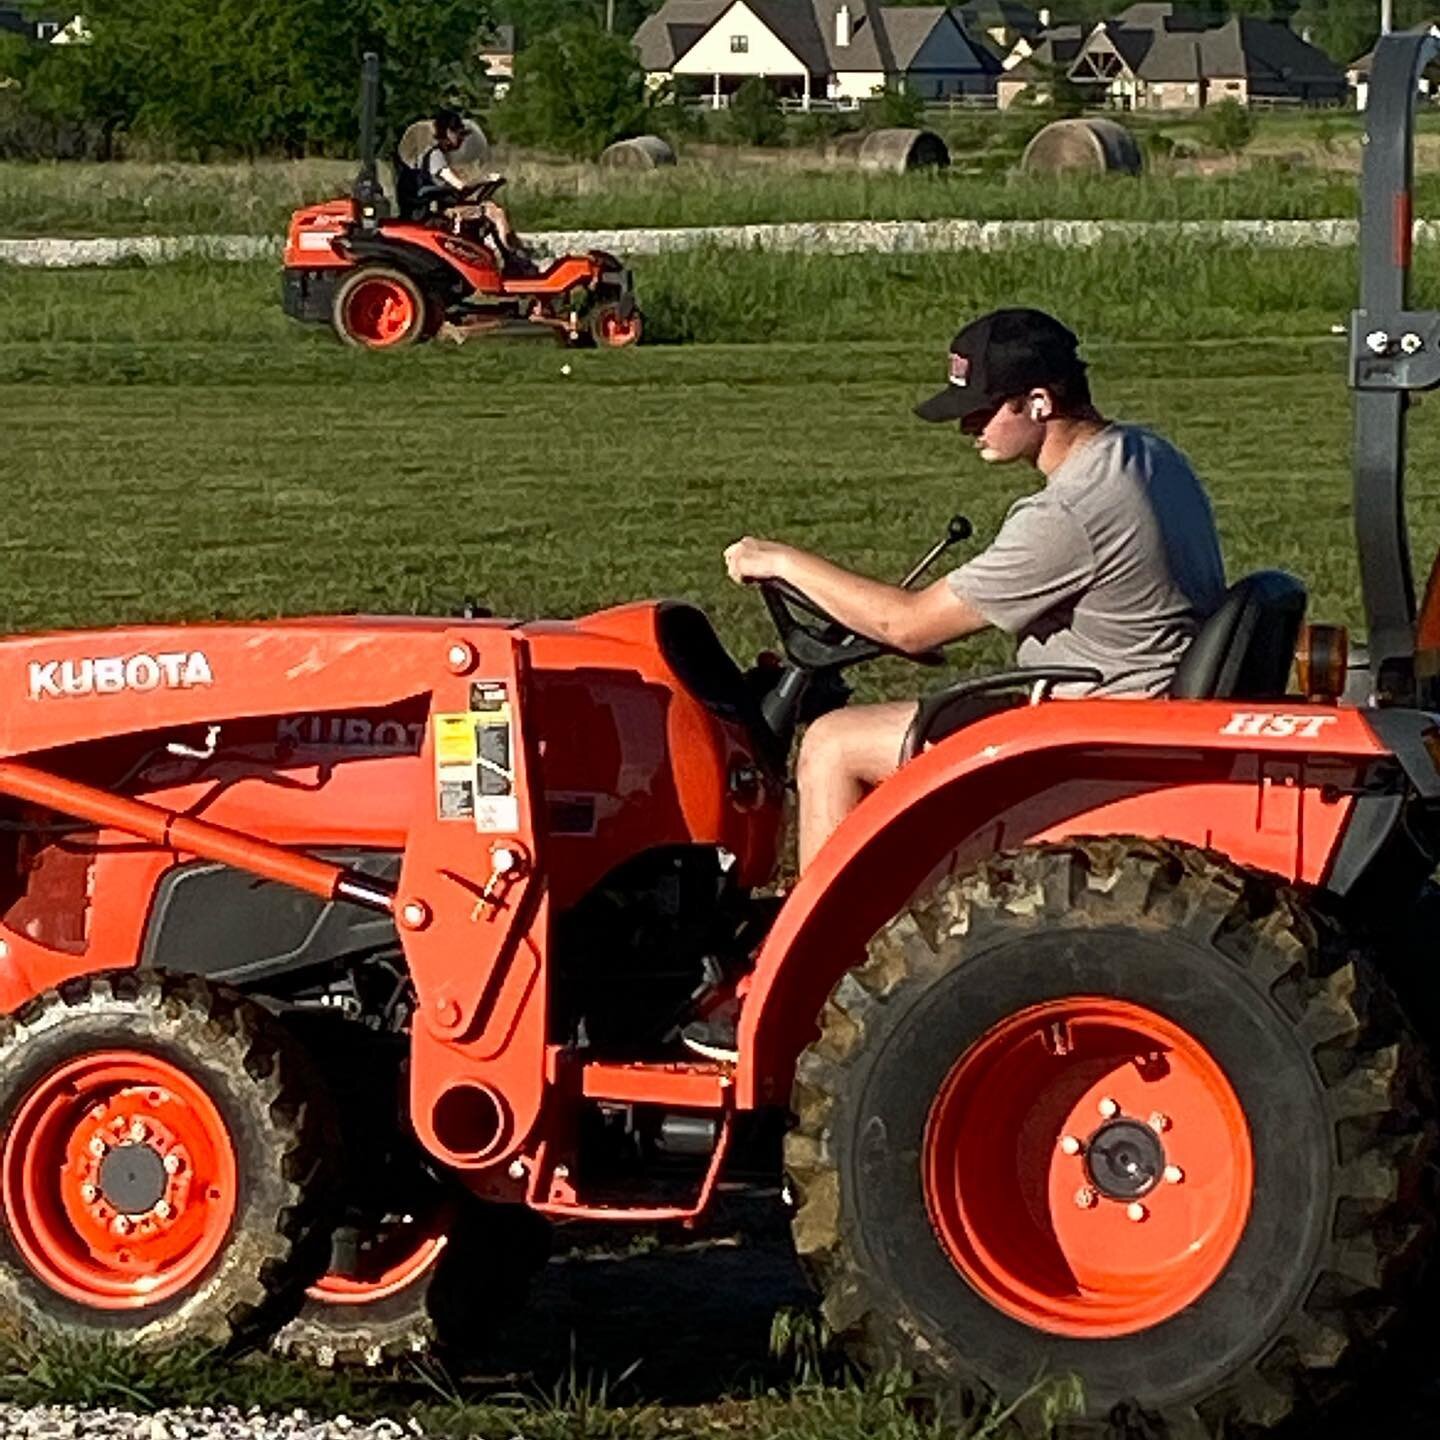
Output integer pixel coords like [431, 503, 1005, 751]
[36, 20, 58, 38]
[730, 34, 748, 52]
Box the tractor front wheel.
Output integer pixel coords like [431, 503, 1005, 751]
[333, 266, 430, 350]
[786, 841, 1435, 1435]
[0, 971, 339, 1350]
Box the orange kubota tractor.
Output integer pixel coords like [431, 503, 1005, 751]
[7, 33, 1440, 1432]
[282, 56, 641, 351]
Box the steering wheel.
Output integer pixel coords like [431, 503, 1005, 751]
[758, 579, 944, 672]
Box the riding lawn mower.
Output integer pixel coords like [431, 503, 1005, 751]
[282, 55, 641, 351]
[8, 31, 1440, 1435]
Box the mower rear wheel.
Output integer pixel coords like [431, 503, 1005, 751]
[333, 266, 430, 350]
[0, 971, 339, 1350]
[786, 840, 1435, 1435]
[271, 1190, 550, 1368]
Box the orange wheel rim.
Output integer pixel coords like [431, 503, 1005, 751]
[600, 312, 639, 347]
[1, 1051, 237, 1310]
[307, 1235, 447, 1306]
[345, 279, 416, 346]
[923, 997, 1252, 1337]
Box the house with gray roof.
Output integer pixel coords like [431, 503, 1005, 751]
[635, 0, 1000, 106]
[998, 10, 1343, 109]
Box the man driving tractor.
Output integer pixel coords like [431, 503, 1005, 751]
[420, 107, 535, 273]
[681, 309, 1226, 1063]
[727, 307, 1227, 872]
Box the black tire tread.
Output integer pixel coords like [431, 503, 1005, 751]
[0, 969, 338, 1351]
[784, 838, 1435, 1436]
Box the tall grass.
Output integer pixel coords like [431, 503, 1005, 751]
[0, 154, 1428, 238]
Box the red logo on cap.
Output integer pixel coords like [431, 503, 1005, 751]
[949, 353, 969, 387]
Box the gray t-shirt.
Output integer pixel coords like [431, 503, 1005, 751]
[947, 424, 1225, 696]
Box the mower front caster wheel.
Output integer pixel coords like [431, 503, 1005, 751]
[591, 303, 643, 348]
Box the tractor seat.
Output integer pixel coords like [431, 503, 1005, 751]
[1167, 571, 1307, 701]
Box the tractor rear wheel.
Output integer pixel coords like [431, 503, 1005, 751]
[271, 1187, 550, 1368]
[333, 266, 430, 350]
[0, 971, 339, 1350]
[786, 840, 1435, 1435]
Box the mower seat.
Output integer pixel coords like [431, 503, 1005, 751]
[1167, 571, 1307, 701]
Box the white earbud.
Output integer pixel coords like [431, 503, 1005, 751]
[1030, 401, 1045, 421]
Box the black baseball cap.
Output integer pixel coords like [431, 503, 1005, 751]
[915, 308, 1085, 424]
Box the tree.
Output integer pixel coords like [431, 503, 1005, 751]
[8, 0, 493, 158]
[496, 18, 649, 156]
[862, 82, 925, 128]
[1200, 96, 1256, 154]
[727, 76, 784, 146]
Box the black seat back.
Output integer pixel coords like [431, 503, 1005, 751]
[1168, 571, 1307, 700]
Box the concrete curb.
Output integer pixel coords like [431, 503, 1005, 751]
[1, 216, 1425, 267]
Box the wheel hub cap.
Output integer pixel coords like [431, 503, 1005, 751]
[97, 1143, 167, 1213]
[1084, 1118, 1164, 1201]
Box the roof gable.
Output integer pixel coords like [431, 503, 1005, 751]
[896, 9, 1001, 72]
[633, 0, 731, 68]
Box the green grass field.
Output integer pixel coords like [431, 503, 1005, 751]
[6, 239, 1440, 1435]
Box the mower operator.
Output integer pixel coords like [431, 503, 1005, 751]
[425, 107, 531, 266]
[726, 307, 1226, 874]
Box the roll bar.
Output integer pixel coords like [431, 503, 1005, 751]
[1351, 29, 1440, 704]
[351, 50, 388, 231]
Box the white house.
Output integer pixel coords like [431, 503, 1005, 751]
[635, 0, 1000, 106]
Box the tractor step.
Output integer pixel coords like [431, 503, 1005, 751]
[581, 1060, 731, 1109]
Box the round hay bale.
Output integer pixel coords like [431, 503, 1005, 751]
[599, 135, 677, 170]
[396, 116, 490, 184]
[1020, 117, 1142, 177]
[855, 127, 950, 174]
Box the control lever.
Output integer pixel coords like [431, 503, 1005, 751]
[902, 514, 973, 590]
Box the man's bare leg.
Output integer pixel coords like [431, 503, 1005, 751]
[796, 700, 918, 873]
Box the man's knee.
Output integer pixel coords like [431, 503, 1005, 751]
[796, 709, 846, 786]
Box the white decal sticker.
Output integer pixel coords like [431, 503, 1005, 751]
[1221, 712, 1338, 740]
[28, 651, 214, 700]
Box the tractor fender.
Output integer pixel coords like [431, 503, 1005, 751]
[734, 696, 1395, 1109]
[336, 232, 469, 299]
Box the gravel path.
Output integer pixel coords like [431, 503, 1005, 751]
[1, 216, 1432, 268]
[0, 1406, 427, 1440]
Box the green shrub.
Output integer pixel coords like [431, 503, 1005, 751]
[1200, 98, 1257, 155]
[728, 77, 784, 146]
[860, 84, 924, 129]
[495, 18, 649, 157]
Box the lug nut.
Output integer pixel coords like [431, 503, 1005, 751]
[111, 1216, 132, 1236]
[154, 1200, 173, 1220]
[163, 1152, 182, 1174]
[1148, 1111, 1170, 1133]
[507, 1159, 526, 1181]
[1126, 1202, 1147, 1223]
[1402, 331, 1424, 355]
[1098, 1097, 1119, 1119]
[80, 1183, 98, 1204]
[1073, 1186, 1098, 1209]
[1163, 1165, 1184, 1185]
[1059, 1134, 1083, 1156]
[88, 1135, 108, 1157]
[129, 1121, 147, 1143]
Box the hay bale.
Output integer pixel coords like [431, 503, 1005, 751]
[855, 127, 950, 173]
[600, 135, 677, 170]
[1020, 117, 1142, 177]
[396, 116, 490, 184]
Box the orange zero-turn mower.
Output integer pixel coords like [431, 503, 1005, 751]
[6, 32, 1440, 1429]
[281, 55, 641, 352]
